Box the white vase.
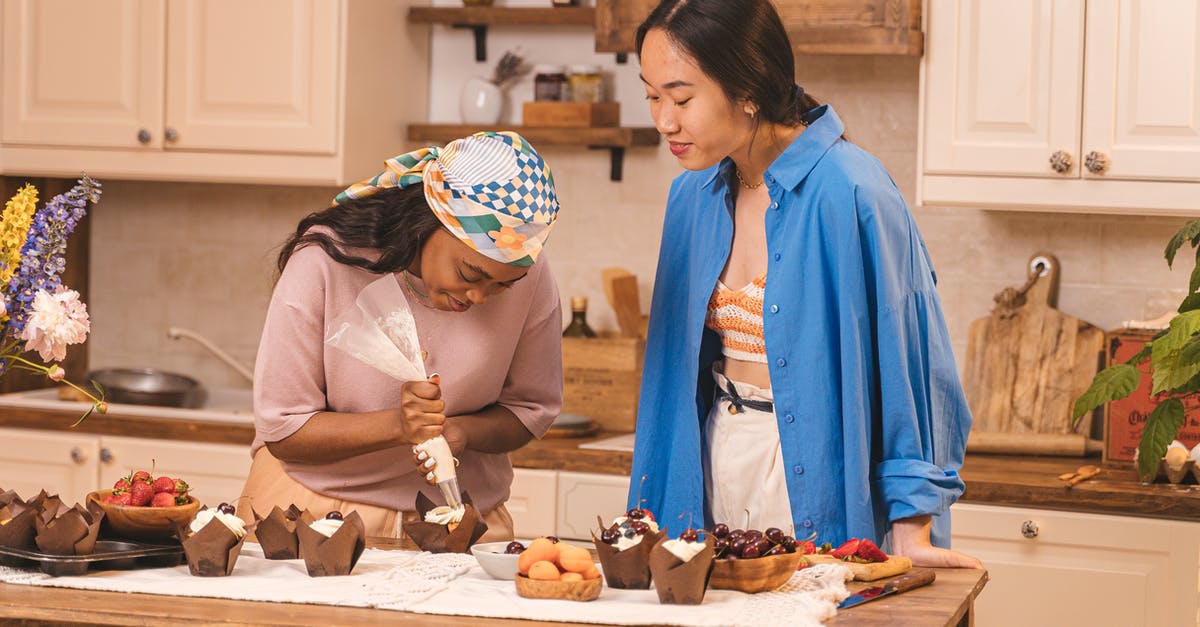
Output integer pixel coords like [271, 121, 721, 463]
[460, 77, 504, 126]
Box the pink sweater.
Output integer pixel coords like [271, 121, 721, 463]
[251, 241, 563, 514]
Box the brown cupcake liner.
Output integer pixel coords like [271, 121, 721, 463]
[33, 502, 105, 556]
[173, 508, 254, 577]
[404, 491, 488, 554]
[295, 510, 366, 576]
[253, 504, 312, 560]
[648, 537, 715, 605]
[0, 503, 38, 550]
[591, 516, 664, 589]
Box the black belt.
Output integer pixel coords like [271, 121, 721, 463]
[717, 380, 774, 414]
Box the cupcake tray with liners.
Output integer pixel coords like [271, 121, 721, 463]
[0, 539, 183, 576]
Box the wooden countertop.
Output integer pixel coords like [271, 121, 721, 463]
[4, 404, 1199, 520]
[0, 537, 988, 626]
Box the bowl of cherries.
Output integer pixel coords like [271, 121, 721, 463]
[708, 524, 809, 593]
[471, 538, 533, 580]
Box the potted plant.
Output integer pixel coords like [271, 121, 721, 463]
[1073, 219, 1200, 481]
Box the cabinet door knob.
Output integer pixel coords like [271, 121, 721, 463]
[70, 447, 87, 465]
[164, 127, 178, 142]
[1049, 150, 1073, 174]
[99, 447, 113, 464]
[137, 128, 152, 144]
[1021, 519, 1039, 539]
[1084, 151, 1109, 174]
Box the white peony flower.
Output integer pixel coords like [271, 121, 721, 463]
[19, 288, 90, 362]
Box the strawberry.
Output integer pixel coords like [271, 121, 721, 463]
[113, 475, 132, 491]
[829, 538, 861, 559]
[797, 539, 817, 555]
[854, 538, 889, 562]
[150, 492, 177, 508]
[129, 480, 154, 506]
[131, 470, 152, 484]
[172, 478, 190, 495]
[152, 476, 176, 494]
[105, 491, 133, 506]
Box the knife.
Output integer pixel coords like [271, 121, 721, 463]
[837, 568, 937, 610]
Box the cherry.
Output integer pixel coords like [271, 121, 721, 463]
[744, 529, 763, 542]
[504, 541, 526, 554]
[680, 528, 699, 542]
[600, 528, 620, 544]
[216, 502, 235, 515]
[714, 537, 729, 554]
[712, 523, 730, 539]
[781, 536, 798, 552]
[630, 520, 650, 535]
[752, 537, 772, 554]
[545, 535, 560, 544]
[765, 527, 784, 543]
[626, 508, 645, 520]
[325, 511, 343, 521]
[729, 536, 748, 555]
[740, 544, 762, 559]
[764, 544, 787, 556]
[728, 529, 745, 541]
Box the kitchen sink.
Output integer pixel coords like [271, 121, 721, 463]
[0, 386, 254, 424]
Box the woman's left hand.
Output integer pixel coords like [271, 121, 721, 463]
[890, 516, 984, 569]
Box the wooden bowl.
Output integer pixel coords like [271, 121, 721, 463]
[514, 573, 602, 601]
[710, 551, 804, 593]
[87, 490, 201, 542]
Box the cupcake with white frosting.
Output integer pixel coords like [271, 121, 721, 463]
[404, 491, 488, 554]
[295, 510, 366, 576]
[648, 530, 716, 605]
[175, 503, 253, 577]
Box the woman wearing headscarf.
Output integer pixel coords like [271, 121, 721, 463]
[239, 131, 562, 542]
[629, 0, 980, 569]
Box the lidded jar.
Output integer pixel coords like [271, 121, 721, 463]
[567, 64, 603, 103]
[533, 64, 568, 102]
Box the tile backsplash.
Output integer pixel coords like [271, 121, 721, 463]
[84, 53, 1192, 392]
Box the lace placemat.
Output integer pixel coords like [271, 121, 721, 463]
[1, 543, 852, 625]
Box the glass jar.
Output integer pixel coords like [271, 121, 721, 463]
[568, 64, 603, 103]
[533, 64, 568, 102]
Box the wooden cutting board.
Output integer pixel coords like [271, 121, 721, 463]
[962, 253, 1105, 450]
[807, 554, 912, 581]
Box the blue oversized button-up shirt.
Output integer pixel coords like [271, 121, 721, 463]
[628, 106, 972, 547]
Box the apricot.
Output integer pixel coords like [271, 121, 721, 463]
[583, 565, 601, 580]
[560, 572, 583, 583]
[518, 537, 559, 575]
[528, 560, 562, 581]
[557, 544, 594, 574]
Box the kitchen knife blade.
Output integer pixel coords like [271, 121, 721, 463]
[837, 568, 937, 610]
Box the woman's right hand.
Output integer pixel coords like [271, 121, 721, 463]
[399, 373, 445, 446]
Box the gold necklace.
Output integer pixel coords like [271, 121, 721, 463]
[402, 270, 438, 310]
[734, 168, 763, 190]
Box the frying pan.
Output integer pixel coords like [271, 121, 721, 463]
[85, 368, 206, 408]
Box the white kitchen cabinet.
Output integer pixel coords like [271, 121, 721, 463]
[951, 502, 1200, 626]
[0, 427, 251, 507]
[920, 0, 1200, 215]
[0, 0, 428, 186]
[555, 470, 630, 541]
[508, 467, 557, 539]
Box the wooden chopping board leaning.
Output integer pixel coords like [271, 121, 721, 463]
[962, 253, 1105, 457]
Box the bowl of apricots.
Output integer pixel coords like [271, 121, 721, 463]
[509, 536, 603, 601]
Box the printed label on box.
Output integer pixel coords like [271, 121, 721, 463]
[1106, 332, 1200, 463]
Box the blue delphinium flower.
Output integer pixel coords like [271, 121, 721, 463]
[4, 175, 101, 334]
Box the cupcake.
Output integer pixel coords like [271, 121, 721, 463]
[648, 531, 715, 604]
[33, 501, 104, 556]
[591, 504, 664, 589]
[175, 502, 252, 576]
[0, 497, 38, 550]
[253, 504, 310, 560]
[295, 510, 366, 576]
[404, 491, 488, 554]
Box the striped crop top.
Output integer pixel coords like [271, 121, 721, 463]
[705, 271, 767, 363]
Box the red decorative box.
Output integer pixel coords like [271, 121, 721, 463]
[1104, 329, 1200, 466]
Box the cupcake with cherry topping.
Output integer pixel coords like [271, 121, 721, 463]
[295, 509, 366, 576]
[175, 502, 252, 576]
[404, 491, 488, 554]
[648, 526, 715, 604]
[591, 503, 664, 589]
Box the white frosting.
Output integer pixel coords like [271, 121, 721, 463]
[1169, 440, 1187, 451]
[424, 505, 465, 526]
[190, 510, 247, 538]
[614, 533, 644, 551]
[309, 518, 345, 538]
[414, 436, 456, 484]
[1190, 442, 1200, 462]
[611, 515, 660, 534]
[662, 538, 706, 563]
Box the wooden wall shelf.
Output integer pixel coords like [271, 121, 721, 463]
[408, 124, 660, 181]
[408, 7, 596, 61]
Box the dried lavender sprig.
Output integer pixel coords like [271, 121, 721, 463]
[4, 174, 102, 334]
[491, 50, 529, 89]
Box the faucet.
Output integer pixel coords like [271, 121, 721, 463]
[167, 326, 254, 384]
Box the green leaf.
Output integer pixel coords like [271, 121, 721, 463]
[1124, 342, 1153, 367]
[1179, 292, 1200, 314]
[1151, 310, 1200, 394]
[1137, 399, 1186, 481]
[1170, 370, 1200, 396]
[1072, 364, 1140, 423]
[1165, 220, 1200, 267]
[1182, 334, 1200, 366]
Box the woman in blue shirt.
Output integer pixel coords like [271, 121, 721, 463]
[629, 0, 981, 569]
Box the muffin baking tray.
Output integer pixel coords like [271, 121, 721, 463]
[0, 539, 184, 576]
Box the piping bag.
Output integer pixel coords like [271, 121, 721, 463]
[323, 274, 463, 511]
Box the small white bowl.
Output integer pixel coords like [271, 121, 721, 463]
[471, 540, 522, 580]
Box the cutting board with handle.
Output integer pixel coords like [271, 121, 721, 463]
[961, 253, 1105, 455]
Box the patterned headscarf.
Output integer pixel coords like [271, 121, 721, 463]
[334, 131, 559, 267]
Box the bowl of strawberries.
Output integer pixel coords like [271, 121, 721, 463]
[87, 466, 200, 542]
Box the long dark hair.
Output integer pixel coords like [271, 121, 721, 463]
[276, 184, 441, 276]
[636, 0, 822, 127]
